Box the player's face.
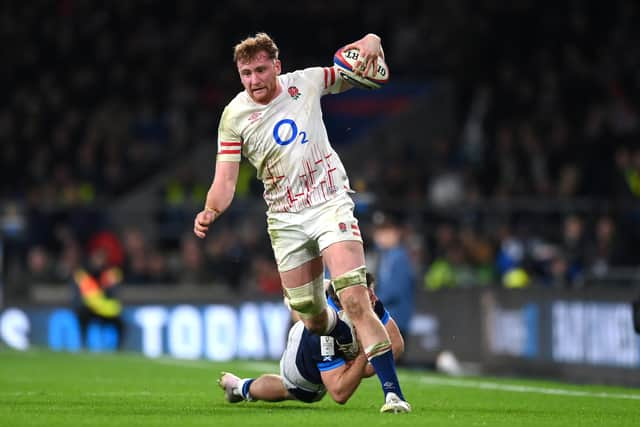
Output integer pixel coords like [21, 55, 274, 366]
[237, 51, 282, 104]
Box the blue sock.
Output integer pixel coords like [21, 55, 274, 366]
[369, 350, 405, 400]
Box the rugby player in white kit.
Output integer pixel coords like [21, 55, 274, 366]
[193, 32, 410, 413]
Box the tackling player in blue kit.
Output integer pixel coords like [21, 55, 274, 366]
[218, 274, 407, 410]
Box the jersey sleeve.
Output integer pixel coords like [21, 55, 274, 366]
[314, 335, 346, 372]
[216, 105, 242, 162]
[300, 67, 342, 95]
[317, 357, 346, 372]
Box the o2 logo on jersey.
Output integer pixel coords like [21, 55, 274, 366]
[273, 119, 309, 146]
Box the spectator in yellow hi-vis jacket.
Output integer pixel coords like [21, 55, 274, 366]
[72, 244, 125, 350]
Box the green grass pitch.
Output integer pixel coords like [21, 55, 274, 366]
[1, 349, 639, 426]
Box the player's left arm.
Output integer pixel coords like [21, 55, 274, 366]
[335, 33, 385, 93]
[319, 354, 369, 404]
[317, 33, 384, 94]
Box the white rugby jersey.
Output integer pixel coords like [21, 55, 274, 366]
[216, 66, 352, 213]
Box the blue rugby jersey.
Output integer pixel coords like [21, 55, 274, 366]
[293, 299, 390, 387]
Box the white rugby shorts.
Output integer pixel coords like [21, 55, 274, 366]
[267, 194, 363, 272]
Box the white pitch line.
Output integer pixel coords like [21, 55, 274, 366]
[420, 377, 640, 401]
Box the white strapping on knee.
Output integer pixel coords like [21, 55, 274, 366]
[332, 265, 368, 297]
[283, 275, 327, 319]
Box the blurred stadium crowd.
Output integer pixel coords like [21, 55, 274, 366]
[2, 1, 640, 300]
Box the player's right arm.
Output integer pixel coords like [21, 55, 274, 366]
[360, 298, 405, 378]
[193, 161, 239, 239]
[194, 106, 242, 239]
[361, 316, 404, 378]
[319, 353, 369, 404]
[385, 316, 405, 361]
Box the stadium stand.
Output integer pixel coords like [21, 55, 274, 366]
[2, 1, 640, 302]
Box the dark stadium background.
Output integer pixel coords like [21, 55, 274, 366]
[1, 1, 639, 385]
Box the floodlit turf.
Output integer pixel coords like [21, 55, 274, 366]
[1, 349, 639, 426]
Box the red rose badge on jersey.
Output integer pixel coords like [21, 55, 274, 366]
[288, 86, 301, 100]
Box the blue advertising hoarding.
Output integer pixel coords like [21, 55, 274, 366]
[1, 302, 291, 360]
[1, 288, 639, 385]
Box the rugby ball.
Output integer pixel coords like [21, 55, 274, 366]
[333, 47, 389, 90]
